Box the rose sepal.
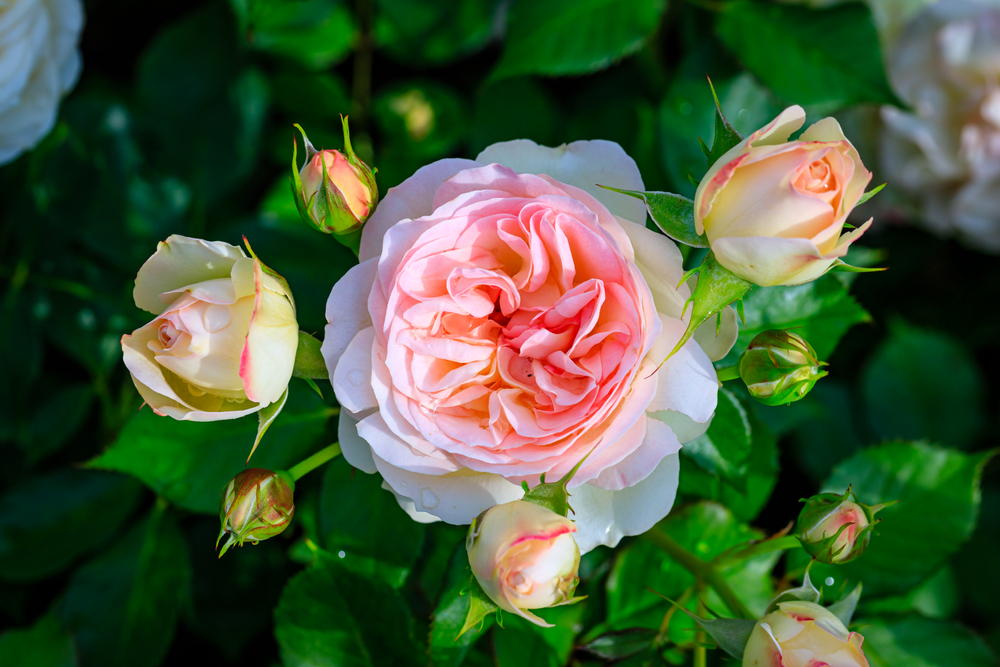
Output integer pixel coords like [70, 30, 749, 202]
[599, 187, 708, 248]
[795, 488, 895, 565]
[647, 590, 756, 660]
[738, 330, 828, 406]
[457, 576, 500, 638]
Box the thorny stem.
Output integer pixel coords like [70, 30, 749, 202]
[715, 364, 741, 382]
[643, 527, 753, 619]
[288, 442, 342, 481]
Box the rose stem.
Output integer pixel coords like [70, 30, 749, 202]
[694, 581, 708, 667]
[715, 535, 800, 567]
[643, 527, 753, 619]
[288, 442, 343, 481]
[715, 364, 741, 382]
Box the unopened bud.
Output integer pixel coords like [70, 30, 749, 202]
[796, 487, 891, 564]
[467, 500, 580, 627]
[216, 468, 295, 558]
[291, 117, 378, 242]
[739, 329, 827, 406]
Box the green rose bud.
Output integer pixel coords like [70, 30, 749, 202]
[738, 329, 827, 406]
[795, 487, 891, 565]
[291, 117, 378, 250]
[216, 468, 295, 558]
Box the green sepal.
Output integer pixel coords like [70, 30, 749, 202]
[599, 186, 708, 248]
[648, 592, 756, 660]
[303, 377, 324, 400]
[824, 259, 887, 276]
[659, 251, 752, 367]
[856, 182, 886, 206]
[768, 570, 821, 611]
[827, 582, 863, 628]
[457, 576, 499, 638]
[578, 628, 658, 662]
[248, 387, 289, 464]
[290, 125, 313, 229]
[704, 77, 743, 169]
[521, 449, 593, 517]
[292, 331, 329, 380]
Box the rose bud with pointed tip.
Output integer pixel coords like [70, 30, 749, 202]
[217, 468, 295, 557]
[738, 330, 827, 406]
[795, 489, 884, 565]
[694, 106, 873, 287]
[121, 236, 298, 421]
[467, 500, 580, 627]
[743, 601, 869, 667]
[299, 148, 377, 234]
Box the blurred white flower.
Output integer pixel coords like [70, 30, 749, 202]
[880, 0, 1000, 252]
[0, 0, 83, 165]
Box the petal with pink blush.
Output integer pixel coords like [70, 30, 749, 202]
[239, 261, 299, 406]
[591, 417, 681, 491]
[359, 158, 481, 262]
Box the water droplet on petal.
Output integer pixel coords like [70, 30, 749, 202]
[420, 488, 439, 509]
[347, 369, 366, 386]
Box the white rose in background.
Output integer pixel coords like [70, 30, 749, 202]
[880, 0, 1000, 253]
[0, 0, 83, 165]
[323, 139, 738, 553]
[121, 235, 298, 422]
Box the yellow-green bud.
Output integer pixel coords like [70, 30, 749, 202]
[738, 330, 827, 406]
[216, 468, 295, 558]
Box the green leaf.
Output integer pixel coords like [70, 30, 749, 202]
[795, 442, 995, 596]
[250, 386, 289, 463]
[61, 504, 191, 667]
[292, 330, 329, 380]
[862, 616, 997, 667]
[685, 614, 756, 660]
[460, 577, 500, 638]
[863, 567, 959, 620]
[429, 546, 492, 667]
[0, 469, 143, 582]
[717, 2, 898, 112]
[274, 551, 422, 667]
[491, 0, 666, 79]
[578, 628, 657, 661]
[470, 78, 557, 155]
[827, 582, 863, 628]
[374, 0, 502, 66]
[681, 388, 753, 492]
[0, 613, 77, 667]
[719, 273, 871, 366]
[318, 457, 426, 588]
[601, 188, 708, 248]
[494, 605, 584, 667]
[89, 389, 333, 514]
[19, 382, 94, 465]
[229, 0, 356, 69]
[862, 320, 985, 449]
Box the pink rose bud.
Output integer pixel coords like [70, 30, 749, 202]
[742, 601, 869, 667]
[694, 106, 873, 287]
[467, 500, 580, 627]
[292, 118, 378, 239]
[795, 488, 888, 564]
[216, 468, 295, 558]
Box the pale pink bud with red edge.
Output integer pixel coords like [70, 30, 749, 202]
[742, 601, 869, 667]
[466, 500, 580, 628]
[299, 149, 374, 228]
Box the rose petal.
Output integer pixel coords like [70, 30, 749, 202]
[333, 327, 378, 414]
[338, 407, 379, 474]
[133, 235, 246, 315]
[323, 257, 378, 379]
[239, 260, 298, 405]
[591, 417, 682, 491]
[475, 139, 647, 223]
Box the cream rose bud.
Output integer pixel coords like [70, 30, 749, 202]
[299, 148, 377, 234]
[743, 601, 869, 667]
[467, 500, 580, 627]
[121, 235, 298, 421]
[694, 106, 874, 287]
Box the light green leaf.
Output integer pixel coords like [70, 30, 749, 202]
[862, 319, 985, 449]
[862, 616, 996, 667]
[601, 188, 708, 248]
[89, 389, 333, 514]
[491, 0, 666, 79]
[717, 2, 898, 112]
[795, 442, 995, 596]
[374, 0, 502, 66]
[0, 470, 142, 582]
[292, 330, 329, 380]
[229, 0, 356, 69]
[274, 551, 422, 667]
[494, 604, 584, 667]
[61, 504, 191, 667]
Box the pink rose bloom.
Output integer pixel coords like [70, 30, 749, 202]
[323, 140, 737, 552]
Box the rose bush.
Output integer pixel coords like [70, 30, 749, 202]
[694, 105, 873, 286]
[467, 500, 580, 627]
[743, 601, 870, 667]
[121, 235, 298, 421]
[0, 0, 83, 164]
[323, 140, 738, 552]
